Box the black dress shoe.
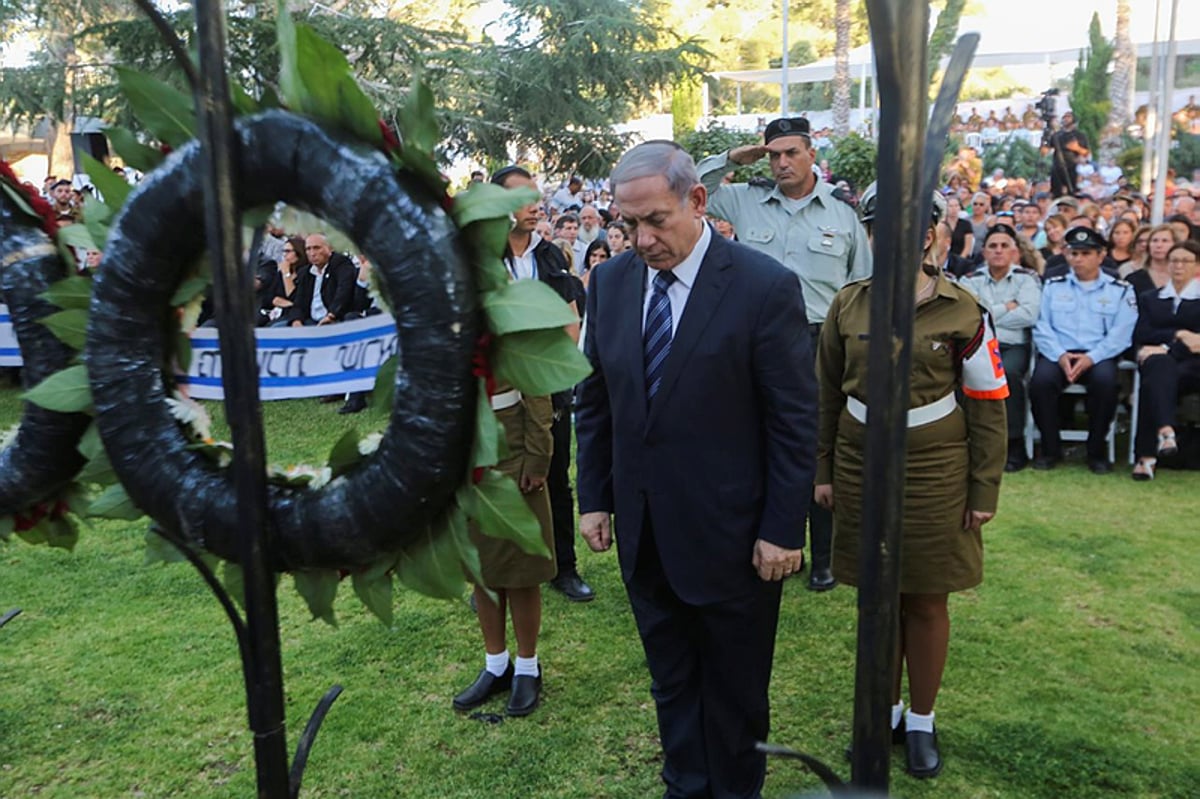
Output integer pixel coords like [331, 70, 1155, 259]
[1032, 455, 1059, 470]
[807, 567, 837, 592]
[549, 571, 595, 602]
[338, 394, 368, 414]
[506, 669, 541, 717]
[1004, 455, 1028, 472]
[452, 664, 513, 711]
[905, 727, 943, 778]
[1088, 459, 1113, 475]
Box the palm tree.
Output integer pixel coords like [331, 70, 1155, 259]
[831, 0, 851, 137]
[1106, 0, 1134, 152]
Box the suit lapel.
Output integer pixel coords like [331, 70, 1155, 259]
[646, 235, 734, 430]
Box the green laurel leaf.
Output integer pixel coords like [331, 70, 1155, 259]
[327, 428, 361, 478]
[22, 364, 92, 413]
[491, 328, 592, 397]
[78, 446, 115, 484]
[471, 378, 501, 469]
[223, 561, 245, 610]
[56, 223, 96, 253]
[446, 503, 485, 589]
[104, 127, 164, 173]
[0, 179, 38, 221]
[483, 279, 579, 335]
[370, 354, 397, 411]
[77, 421, 103, 461]
[293, 570, 340, 626]
[88, 483, 143, 521]
[39, 308, 88, 350]
[39, 275, 93, 311]
[352, 561, 394, 626]
[452, 184, 539, 229]
[458, 469, 548, 557]
[144, 528, 188, 565]
[81, 152, 131, 211]
[276, 2, 381, 147]
[399, 73, 437, 153]
[171, 276, 210, 307]
[82, 195, 111, 254]
[395, 519, 467, 600]
[115, 67, 197, 148]
[42, 515, 79, 552]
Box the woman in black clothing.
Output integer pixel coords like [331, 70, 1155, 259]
[260, 235, 308, 324]
[1131, 240, 1200, 480]
[1107, 218, 1138, 272]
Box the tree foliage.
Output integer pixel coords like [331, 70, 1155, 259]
[927, 0, 966, 85]
[1070, 13, 1113, 151]
[2, 1, 707, 179]
[827, 132, 876, 191]
[678, 121, 771, 181]
[981, 136, 1047, 183]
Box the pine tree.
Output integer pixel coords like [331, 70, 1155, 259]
[1070, 13, 1113, 150]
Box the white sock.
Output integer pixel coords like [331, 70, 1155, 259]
[484, 650, 510, 677]
[905, 709, 935, 733]
[514, 655, 539, 678]
[891, 700, 905, 729]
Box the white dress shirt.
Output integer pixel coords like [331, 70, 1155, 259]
[642, 223, 712, 337]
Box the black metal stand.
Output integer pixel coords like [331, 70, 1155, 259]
[191, 2, 291, 796]
[0, 608, 21, 630]
[849, 3, 978, 792]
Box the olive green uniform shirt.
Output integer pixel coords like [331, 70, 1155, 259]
[697, 151, 873, 323]
[816, 274, 1008, 512]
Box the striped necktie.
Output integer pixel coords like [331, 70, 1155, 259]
[644, 269, 678, 403]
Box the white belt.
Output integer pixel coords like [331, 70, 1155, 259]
[491, 389, 522, 410]
[846, 392, 957, 428]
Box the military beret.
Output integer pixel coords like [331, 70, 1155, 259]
[764, 117, 811, 144]
[1063, 226, 1107, 250]
[985, 223, 1018, 244]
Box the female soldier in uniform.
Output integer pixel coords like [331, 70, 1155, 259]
[814, 192, 1008, 778]
[452, 384, 556, 717]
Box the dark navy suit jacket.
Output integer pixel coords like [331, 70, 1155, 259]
[575, 230, 817, 605]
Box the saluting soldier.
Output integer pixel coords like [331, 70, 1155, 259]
[696, 116, 871, 592]
[1030, 226, 1138, 474]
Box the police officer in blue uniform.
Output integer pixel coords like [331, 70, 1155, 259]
[1030, 226, 1138, 473]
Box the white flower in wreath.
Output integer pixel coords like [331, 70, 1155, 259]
[357, 432, 383, 456]
[165, 391, 213, 442]
[0, 422, 20, 452]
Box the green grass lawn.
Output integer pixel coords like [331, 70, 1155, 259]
[1, 384, 1197, 798]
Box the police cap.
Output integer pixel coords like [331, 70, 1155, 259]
[1063, 226, 1107, 250]
[984, 223, 1018, 244]
[764, 117, 811, 144]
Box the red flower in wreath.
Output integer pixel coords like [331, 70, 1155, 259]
[1, 158, 59, 237]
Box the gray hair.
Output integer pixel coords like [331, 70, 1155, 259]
[610, 140, 698, 203]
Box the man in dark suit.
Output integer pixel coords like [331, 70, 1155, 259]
[286, 234, 357, 326]
[575, 141, 817, 799]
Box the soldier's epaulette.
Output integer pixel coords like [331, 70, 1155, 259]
[1112, 277, 1131, 288]
[748, 177, 776, 189]
[1013, 266, 1039, 277]
[1045, 275, 1068, 283]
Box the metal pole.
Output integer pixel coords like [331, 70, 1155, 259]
[781, 0, 789, 115]
[853, 0, 930, 790]
[1151, 0, 1180, 225]
[192, 2, 290, 797]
